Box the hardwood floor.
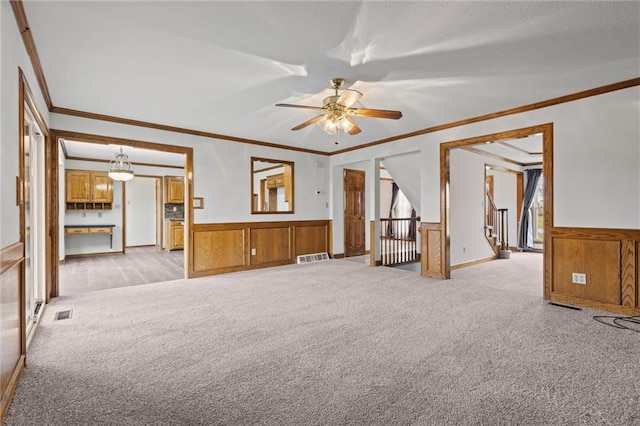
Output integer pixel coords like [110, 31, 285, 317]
[59, 247, 184, 296]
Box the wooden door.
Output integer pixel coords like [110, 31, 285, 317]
[65, 170, 90, 202]
[344, 169, 366, 257]
[91, 172, 113, 202]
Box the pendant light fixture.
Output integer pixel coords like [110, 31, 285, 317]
[108, 147, 134, 182]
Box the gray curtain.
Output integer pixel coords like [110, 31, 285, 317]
[387, 182, 399, 236]
[408, 208, 417, 240]
[518, 169, 542, 249]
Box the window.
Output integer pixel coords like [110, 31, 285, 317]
[530, 175, 544, 243]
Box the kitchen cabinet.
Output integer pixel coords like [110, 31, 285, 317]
[65, 170, 113, 210]
[165, 176, 184, 204]
[165, 221, 184, 251]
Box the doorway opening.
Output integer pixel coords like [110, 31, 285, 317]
[438, 123, 552, 298]
[49, 131, 193, 298]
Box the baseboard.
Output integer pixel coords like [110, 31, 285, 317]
[451, 255, 497, 270]
[0, 354, 25, 423]
[332, 253, 345, 259]
[125, 244, 156, 248]
[64, 251, 123, 259]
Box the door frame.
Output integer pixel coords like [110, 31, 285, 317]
[438, 123, 553, 296]
[48, 130, 193, 298]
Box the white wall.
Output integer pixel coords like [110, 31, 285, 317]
[0, 0, 50, 248]
[125, 177, 156, 247]
[450, 149, 495, 265]
[51, 113, 331, 224]
[331, 86, 640, 252]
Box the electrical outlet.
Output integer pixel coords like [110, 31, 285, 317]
[572, 272, 587, 285]
[251, 248, 256, 256]
[98, 212, 103, 218]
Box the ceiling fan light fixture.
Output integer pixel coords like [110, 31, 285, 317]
[317, 116, 338, 135]
[336, 116, 354, 132]
[108, 147, 135, 182]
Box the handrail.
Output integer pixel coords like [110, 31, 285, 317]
[485, 190, 509, 254]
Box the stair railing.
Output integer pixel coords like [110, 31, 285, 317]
[485, 190, 509, 254]
[380, 216, 420, 266]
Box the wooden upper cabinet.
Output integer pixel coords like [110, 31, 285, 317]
[91, 173, 113, 202]
[66, 170, 113, 202]
[165, 176, 184, 203]
[66, 170, 91, 202]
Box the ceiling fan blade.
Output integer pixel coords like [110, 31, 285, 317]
[275, 103, 323, 111]
[291, 115, 326, 131]
[336, 89, 363, 108]
[346, 117, 362, 135]
[351, 108, 403, 119]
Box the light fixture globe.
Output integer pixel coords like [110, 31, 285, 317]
[108, 147, 134, 182]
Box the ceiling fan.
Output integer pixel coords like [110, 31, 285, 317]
[275, 78, 402, 135]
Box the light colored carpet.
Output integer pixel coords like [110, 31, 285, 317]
[6, 253, 640, 425]
[60, 246, 184, 295]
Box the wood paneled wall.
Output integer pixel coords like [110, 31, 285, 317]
[547, 227, 640, 315]
[0, 242, 26, 420]
[420, 222, 446, 278]
[190, 220, 330, 277]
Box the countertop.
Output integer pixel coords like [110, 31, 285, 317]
[64, 224, 116, 228]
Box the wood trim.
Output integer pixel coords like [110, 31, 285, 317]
[50, 130, 193, 287]
[332, 253, 345, 259]
[52, 107, 330, 156]
[548, 227, 640, 240]
[420, 222, 445, 278]
[0, 355, 25, 422]
[440, 123, 553, 284]
[52, 130, 191, 154]
[451, 255, 498, 271]
[0, 242, 25, 424]
[64, 251, 123, 260]
[65, 156, 184, 170]
[0, 242, 24, 275]
[542, 124, 554, 299]
[621, 240, 636, 308]
[548, 293, 639, 317]
[11, 1, 53, 110]
[331, 78, 640, 155]
[191, 220, 331, 277]
[548, 227, 640, 315]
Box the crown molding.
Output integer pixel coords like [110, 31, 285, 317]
[11, 1, 639, 158]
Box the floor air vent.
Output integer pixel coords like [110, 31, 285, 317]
[54, 310, 73, 321]
[297, 252, 330, 264]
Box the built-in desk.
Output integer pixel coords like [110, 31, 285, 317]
[64, 225, 115, 248]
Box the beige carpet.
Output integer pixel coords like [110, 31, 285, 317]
[6, 253, 640, 425]
[59, 246, 184, 295]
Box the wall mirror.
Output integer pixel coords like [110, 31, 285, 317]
[251, 157, 294, 214]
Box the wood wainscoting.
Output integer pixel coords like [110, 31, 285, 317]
[420, 222, 446, 278]
[190, 220, 331, 277]
[547, 227, 640, 315]
[0, 242, 26, 421]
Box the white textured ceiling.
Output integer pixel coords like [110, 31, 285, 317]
[63, 140, 185, 168]
[23, 1, 640, 153]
